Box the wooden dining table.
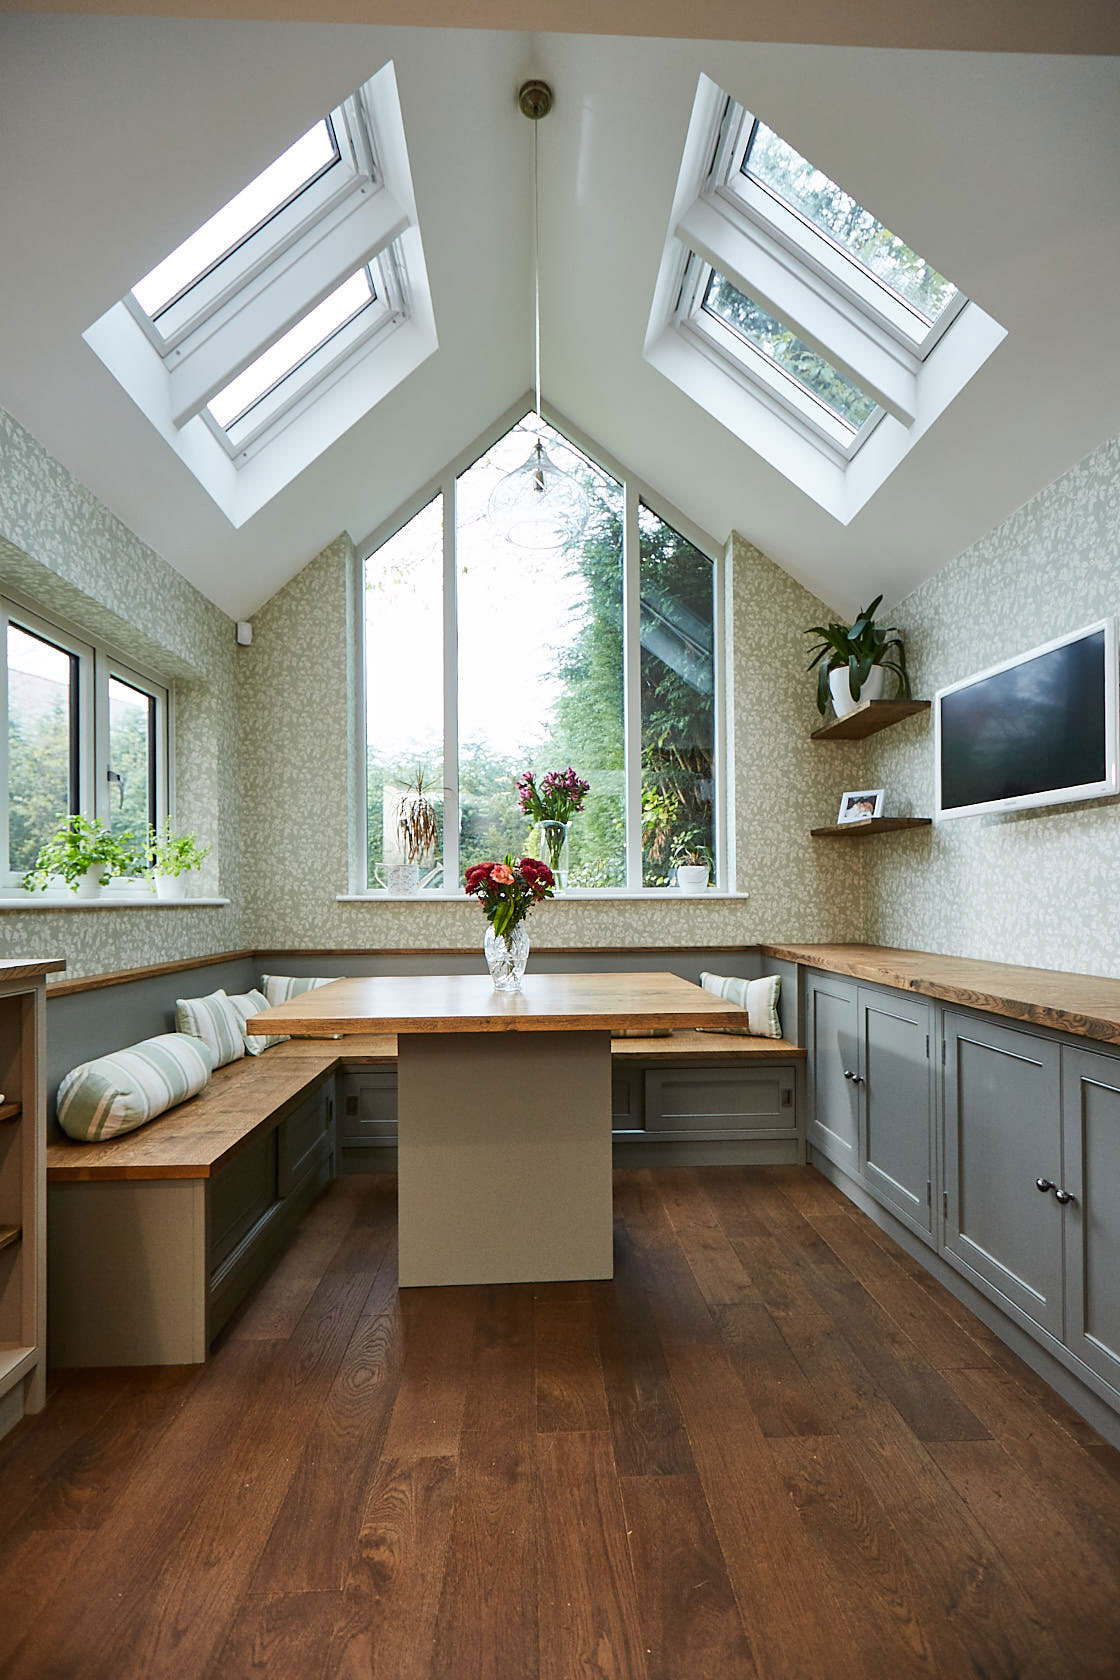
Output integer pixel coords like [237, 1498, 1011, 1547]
[249, 971, 745, 1287]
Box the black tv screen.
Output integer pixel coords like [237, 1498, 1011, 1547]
[937, 623, 1117, 818]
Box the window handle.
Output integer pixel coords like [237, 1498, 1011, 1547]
[107, 768, 124, 809]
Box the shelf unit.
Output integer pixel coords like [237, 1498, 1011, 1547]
[0, 958, 65, 1440]
[811, 818, 933, 839]
[810, 699, 930, 741]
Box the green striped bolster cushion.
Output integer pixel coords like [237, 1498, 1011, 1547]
[175, 988, 246, 1067]
[228, 988, 289, 1054]
[699, 972, 782, 1038]
[57, 1033, 215, 1142]
[260, 975, 340, 1007]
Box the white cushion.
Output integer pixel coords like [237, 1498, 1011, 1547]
[57, 1033, 214, 1142]
[699, 972, 783, 1038]
[175, 988, 246, 1067]
[259, 974, 340, 1007]
[227, 988, 289, 1054]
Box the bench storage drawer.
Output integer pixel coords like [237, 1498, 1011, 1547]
[338, 1069, 397, 1145]
[643, 1064, 797, 1136]
[208, 1128, 278, 1274]
[278, 1080, 332, 1193]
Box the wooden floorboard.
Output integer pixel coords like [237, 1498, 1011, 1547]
[2, 1164, 1120, 1679]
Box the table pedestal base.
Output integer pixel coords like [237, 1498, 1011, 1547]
[397, 1029, 613, 1287]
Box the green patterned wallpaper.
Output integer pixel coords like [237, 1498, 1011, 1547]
[866, 433, 1120, 977]
[0, 406, 243, 979]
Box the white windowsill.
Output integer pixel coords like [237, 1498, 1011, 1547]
[336, 890, 750, 903]
[0, 896, 230, 911]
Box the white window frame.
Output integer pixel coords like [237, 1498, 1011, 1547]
[0, 595, 170, 890]
[85, 60, 437, 528]
[645, 74, 1006, 524]
[349, 399, 728, 897]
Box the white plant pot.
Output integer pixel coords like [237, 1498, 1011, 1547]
[154, 872, 188, 901]
[375, 862, 421, 894]
[829, 663, 886, 719]
[676, 864, 710, 894]
[72, 864, 104, 899]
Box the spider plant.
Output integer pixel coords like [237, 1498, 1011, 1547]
[395, 771, 441, 863]
[805, 594, 911, 716]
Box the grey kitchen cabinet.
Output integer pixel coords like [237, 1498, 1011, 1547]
[942, 1011, 1064, 1339]
[806, 973, 860, 1174]
[1062, 1044, 1120, 1395]
[338, 1068, 398, 1151]
[861, 988, 934, 1238]
[807, 973, 933, 1241]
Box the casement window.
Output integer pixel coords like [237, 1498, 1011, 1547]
[645, 75, 1005, 522]
[0, 600, 169, 888]
[357, 410, 726, 894]
[85, 61, 436, 527]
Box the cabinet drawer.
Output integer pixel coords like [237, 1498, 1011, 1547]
[338, 1070, 398, 1144]
[644, 1065, 796, 1135]
[208, 1128, 278, 1274]
[278, 1082, 332, 1194]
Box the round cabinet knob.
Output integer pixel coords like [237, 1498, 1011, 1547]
[1036, 1177, 1056, 1193]
[1054, 1188, 1075, 1205]
[850, 1074, 865, 1086]
[843, 1069, 853, 1080]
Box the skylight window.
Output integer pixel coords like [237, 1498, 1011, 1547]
[85, 61, 437, 526]
[207, 266, 377, 432]
[132, 119, 341, 323]
[644, 73, 1006, 523]
[702, 270, 878, 436]
[738, 120, 958, 329]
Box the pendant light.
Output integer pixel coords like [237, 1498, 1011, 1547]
[488, 79, 589, 549]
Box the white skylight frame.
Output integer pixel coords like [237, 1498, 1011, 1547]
[645, 75, 1007, 524]
[84, 61, 437, 528]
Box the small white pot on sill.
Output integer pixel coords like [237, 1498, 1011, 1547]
[72, 864, 104, 899]
[829, 664, 886, 719]
[676, 864, 710, 894]
[153, 872, 189, 901]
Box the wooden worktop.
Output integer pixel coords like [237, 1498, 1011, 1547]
[761, 943, 1120, 1046]
[248, 971, 746, 1037]
[0, 957, 66, 983]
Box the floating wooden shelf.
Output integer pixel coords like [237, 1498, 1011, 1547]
[811, 818, 933, 838]
[0, 1102, 21, 1124]
[0, 1224, 21, 1254]
[811, 699, 931, 741]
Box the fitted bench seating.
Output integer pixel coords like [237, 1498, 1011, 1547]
[45, 1026, 804, 1367]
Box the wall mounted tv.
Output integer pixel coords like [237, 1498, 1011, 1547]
[935, 618, 1118, 820]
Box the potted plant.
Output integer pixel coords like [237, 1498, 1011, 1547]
[22, 815, 137, 898]
[385, 771, 441, 894]
[148, 822, 210, 901]
[805, 594, 911, 718]
[674, 846, 712, 894]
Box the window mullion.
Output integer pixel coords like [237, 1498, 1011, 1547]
[442, 473, 460, 894]
[0, 608, 10, 881]
[623, 478, 643, 890]
[92, 653, 110, 825]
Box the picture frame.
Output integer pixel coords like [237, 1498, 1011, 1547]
[837, 788, 885, 825]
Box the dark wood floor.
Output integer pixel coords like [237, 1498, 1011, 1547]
[3, 1166, 1120, 1679]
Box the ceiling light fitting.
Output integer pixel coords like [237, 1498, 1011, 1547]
[488, 79, 590, 551]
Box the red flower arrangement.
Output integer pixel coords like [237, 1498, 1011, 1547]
[465, 855, 555, 937]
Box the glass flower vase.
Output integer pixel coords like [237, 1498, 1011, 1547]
[484, 922, 530, 992]
[538, 820, 570, 889]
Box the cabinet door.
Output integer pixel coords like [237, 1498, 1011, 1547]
[861, 989, 933, 1239]
[943, 1012, 1063, 1337]
[1062, 1045, 1120, 1396]
[338, 1069, 397, 1145]
[806, 975, 859, 1173]
[644, 1064, 796, 1135]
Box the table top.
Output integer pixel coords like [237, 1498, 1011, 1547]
[247, 971, 747, 1036]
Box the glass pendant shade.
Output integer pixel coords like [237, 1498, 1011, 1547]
[487, 435, 589, 549]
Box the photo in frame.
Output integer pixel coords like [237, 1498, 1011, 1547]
[837, 788, 885, 825]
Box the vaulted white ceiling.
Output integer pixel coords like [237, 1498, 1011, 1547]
[1, 16, 1118, 619]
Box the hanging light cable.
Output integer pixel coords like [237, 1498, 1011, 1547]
[488, 79, 590, 550]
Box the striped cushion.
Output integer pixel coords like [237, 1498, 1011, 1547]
[175, 988, 245, 1067]
[699, 972, 782, 1038]
[57, 1033, 215, 1142]
[260, 974, 340, 1007]
[228, 988, 289, 1055]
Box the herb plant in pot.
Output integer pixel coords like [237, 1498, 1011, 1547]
[674, 846, 712, 894]
[149, 822, 210, 901]
[805, 594, 911, 719]
[22, 815, 137, 898]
